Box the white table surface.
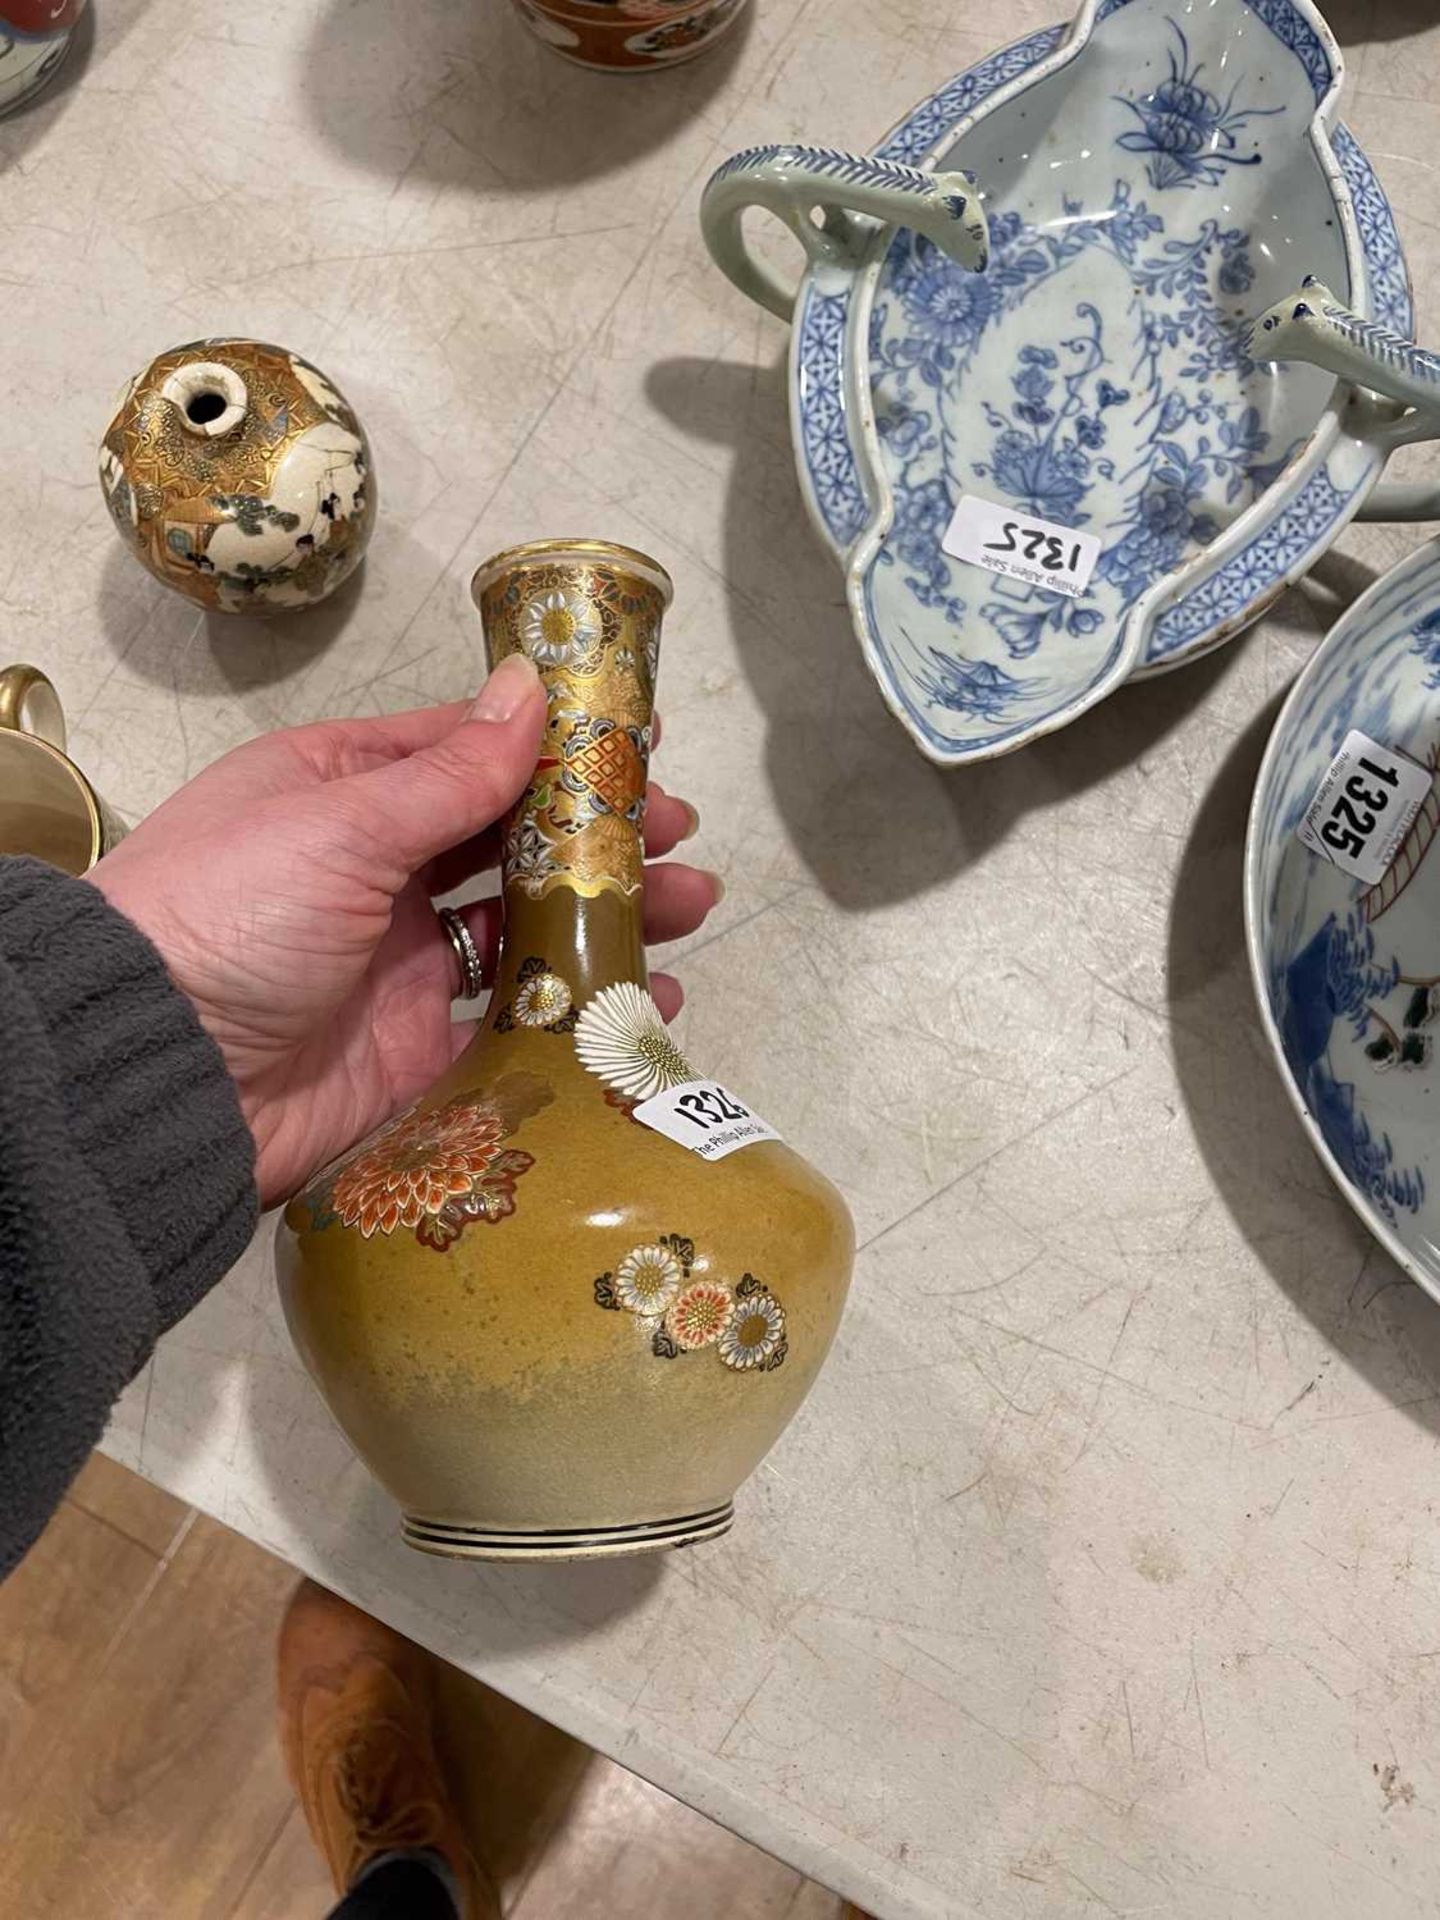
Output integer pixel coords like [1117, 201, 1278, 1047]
[8, 0, 1440, 1912]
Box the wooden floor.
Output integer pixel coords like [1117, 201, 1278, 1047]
[0, 1456, 848, 1919]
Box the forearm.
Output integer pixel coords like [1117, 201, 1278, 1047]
[0, 858, 257, 1576]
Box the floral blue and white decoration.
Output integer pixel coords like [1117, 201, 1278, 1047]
[1247, 534, 1440, 1297]
[711, 0, 1427, 764]
[1114, 21, 1284, 192]
[843, 0, 1369, 762]
[791, 50, 1409, 693]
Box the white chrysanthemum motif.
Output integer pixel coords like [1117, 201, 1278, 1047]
[614, 1243, 683, 1317]
[718, 1292, 786, 1371]
[518, 588, 602, 667]
[514, 972, 573, 1028]
[574, 982, 694, 1100]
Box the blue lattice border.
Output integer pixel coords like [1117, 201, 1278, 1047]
[1095, 0, 1337, 103]
[1332, 122, 1412, 338]
[874, 26, 1067, 168]
[1147, 467, 1361, 660]
[1138, 121, 1415, 666]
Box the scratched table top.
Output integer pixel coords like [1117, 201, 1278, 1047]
[8, 0, 1440, 1911]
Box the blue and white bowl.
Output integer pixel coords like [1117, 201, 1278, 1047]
[704, 0, 1414, 765]
[1246, 536, 1440, 1298]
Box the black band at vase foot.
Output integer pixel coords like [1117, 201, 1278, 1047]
[401, 1502, 735, 1562]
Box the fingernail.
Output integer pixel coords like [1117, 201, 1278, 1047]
[472, 653, 540, 723]
[679, 801, 701, 842]
[707, 870, 726, 904]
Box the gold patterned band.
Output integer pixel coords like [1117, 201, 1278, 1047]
[471, 541, 672, 902]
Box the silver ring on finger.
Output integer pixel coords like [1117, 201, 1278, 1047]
[437, 905, 485, 1001]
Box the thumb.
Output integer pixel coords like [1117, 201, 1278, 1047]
[332, 654, 545, 875]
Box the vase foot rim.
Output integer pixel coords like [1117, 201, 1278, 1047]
[401, 1501, 734, 1561]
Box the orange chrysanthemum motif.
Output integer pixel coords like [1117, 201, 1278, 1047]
[327, 1098, 530, 1245]
[665, 1281, 734, 1351]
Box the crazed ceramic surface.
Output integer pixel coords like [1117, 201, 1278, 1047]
[1248, 535, 1440, 1298]
[774, 0, 1414, 762]
[99, 338, 375, 614]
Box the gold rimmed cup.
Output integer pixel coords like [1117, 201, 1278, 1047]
[0, 666, 125, 876]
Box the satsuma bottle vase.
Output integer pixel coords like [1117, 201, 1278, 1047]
[509, 0, 750, 71]
[99, 338, 375, 615]
[278, 539, 854, 1560]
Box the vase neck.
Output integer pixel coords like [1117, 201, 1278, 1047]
[472, 540, 672, 1021]
[488, 889, 648, 1023]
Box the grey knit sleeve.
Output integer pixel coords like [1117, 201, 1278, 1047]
[0, 856, 258, 1576]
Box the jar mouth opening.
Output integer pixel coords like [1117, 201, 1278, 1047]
[470, 539, 674, 608]
[160, 361, 249, 438]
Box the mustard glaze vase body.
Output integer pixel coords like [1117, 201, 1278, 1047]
[277, 540, 854, 1560]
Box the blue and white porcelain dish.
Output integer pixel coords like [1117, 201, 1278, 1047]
[704, 0, 1417, 765]
[1246, 536, 1440, 1300]
[790, 18, 1411, 685]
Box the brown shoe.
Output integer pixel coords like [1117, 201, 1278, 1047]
[276, 1579, 492, 1917]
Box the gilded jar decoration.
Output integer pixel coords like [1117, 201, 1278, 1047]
[98, 338, 376, 615]
[278, 538, 854, 1562]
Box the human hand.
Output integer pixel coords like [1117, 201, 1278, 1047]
[88, 655, 720, 1208]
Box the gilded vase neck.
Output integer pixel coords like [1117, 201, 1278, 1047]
[472, 541, 672, 1010]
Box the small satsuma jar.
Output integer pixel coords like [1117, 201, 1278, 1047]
[508, 0, 750, 71]
[99, 339, 375, 615]
[278, 539, 854, 1560]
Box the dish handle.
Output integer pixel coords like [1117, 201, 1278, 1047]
[700, 145, 988, 323]
[1252, 277, 1440, 522]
